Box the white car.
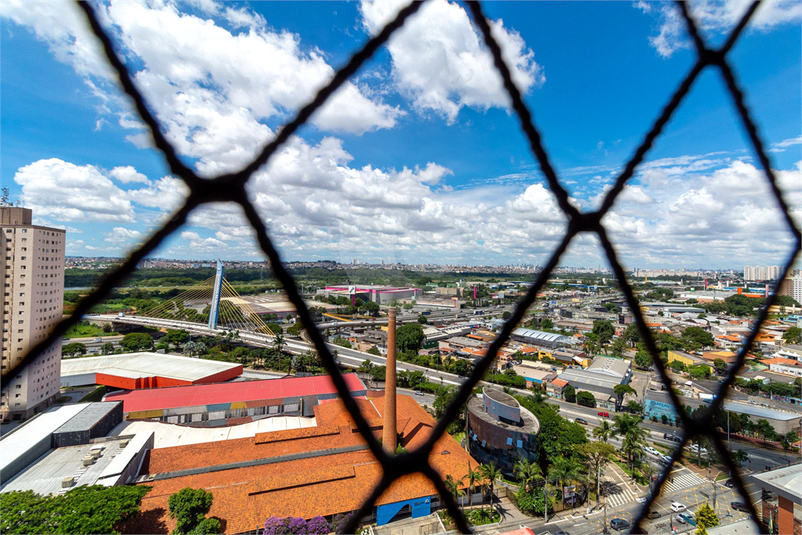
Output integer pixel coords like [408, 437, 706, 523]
[646, 447, 659, 455]
[670, 502, 686, 512]
[636, 497, 648, 504]
[662, 455, 672, 463]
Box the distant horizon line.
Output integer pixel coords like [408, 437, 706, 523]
[64, 256, 754, 273]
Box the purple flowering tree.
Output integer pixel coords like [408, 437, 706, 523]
[305, 516, 330, 535]
[287, 517, 308, 534]
[264, 516, 290, 535]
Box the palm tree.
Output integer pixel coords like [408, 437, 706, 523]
[593, 420, 613, 443]
[443, 474, 465, 509]
[273, 333, 285, 355]
[513, 458, 543, 493]
[548, 457, 583, 507]
[464, 464, 482, 509]
[613, 414, 650, 471]
[479, 462, 501, 505]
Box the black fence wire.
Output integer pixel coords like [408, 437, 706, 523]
[3, 1, 800, 534]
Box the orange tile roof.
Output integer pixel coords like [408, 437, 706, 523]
[127, 394, 480, 534]
[551, 378, 568, 388]
[762, 357, 802, 367]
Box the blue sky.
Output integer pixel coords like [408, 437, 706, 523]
[1, 0, 800, 269]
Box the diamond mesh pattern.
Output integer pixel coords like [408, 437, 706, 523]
[4, 1, 800, 533]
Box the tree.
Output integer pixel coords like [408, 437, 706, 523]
[577, 442, 616, 506]
[443, 474, 465, 508]
[563, 384, 576, 403]
[634, 351, 653, 369]
[613, 384, 636, 411]
[755, 419, 777, 441]
[541, 318, 554, 330]
[120, 333, 154, 352]
[713, 358, 728, 375]
[548, 456, 582, 507]
[479, 462, 502, 504]
[626, 400, 644, 415]
[164, 329, 189, 349]
[622, 323, 641, 347]
[593, 420, 613, 443]
[168, 488, 219, 535]
[101, 342, 115, 355]
[733, 449, 749, 466]
[502, 311, 512, 320]
[418, 315, 428, 324]
[682, 326, 715, 350]
[613, 414, 650, 471]
[464, 464, 482, 508]
[591, 320, 615, 349]
[62, 342, 87, 358]
[0, 485, 151, 535]
[576, 391, 596, 408]
[367, 347, 381, 356]
[183, 341, 207, 357]
[396, 323, 425, 353]
[783, 327, 802, 345]
[695, 502, 719, 532]
[513, 459, 543, 493]
[273, 333, 285, 356]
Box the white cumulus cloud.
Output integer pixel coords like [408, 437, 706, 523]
[360, 0, 544, 123]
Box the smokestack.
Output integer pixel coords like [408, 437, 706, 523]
[383, 308, 397, 452]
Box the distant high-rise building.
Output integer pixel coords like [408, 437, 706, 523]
[1, 207, 65, 422]
[744, 265, 782, 282]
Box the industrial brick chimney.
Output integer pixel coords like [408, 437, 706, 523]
[383, 307, 397, 452]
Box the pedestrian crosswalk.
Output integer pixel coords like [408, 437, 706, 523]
[598, 469, 706, 509]
[602, 483, 638, 508]
[660, 470, 705, 493]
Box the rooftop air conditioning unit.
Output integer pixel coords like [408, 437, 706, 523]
[82, 455, 95, 467]
[61, 476, 74, 488]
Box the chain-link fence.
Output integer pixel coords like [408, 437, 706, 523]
[4, 1, 799, 533]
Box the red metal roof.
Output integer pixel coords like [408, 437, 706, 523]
[104, 373, 366, 413]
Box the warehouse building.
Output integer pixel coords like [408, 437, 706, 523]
[557, 356, 632, 399]
[0, 401, 153, 493]
[644, 390, 802, 434]
[103, 374, 367, 425]
[60, 352, 243, 390]
[510, 328, 573, 349]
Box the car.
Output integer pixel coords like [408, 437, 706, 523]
[724, 479, 734, 488]
[575, 417, 588, 425]
[670, 502, 686, 512]
[674, 514, 686, 525]
[646, 510, 661, 519]
[610, 518, 630, 531]
[679, 512, 696, 526]
[597, 411, 610, 418]
[415, 390, 424, 396]
[636, 497, 648, 503]
[662, 455, 672, 464]
[731, 502, 750, 513]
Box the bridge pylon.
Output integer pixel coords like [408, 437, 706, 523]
[208, 259, 224, 330]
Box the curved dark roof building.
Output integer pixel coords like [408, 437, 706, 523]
[466, 388, 540, 477]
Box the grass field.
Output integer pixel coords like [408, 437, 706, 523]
[65, 322, 115, 338]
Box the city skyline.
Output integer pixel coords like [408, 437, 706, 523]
[2, 1, 801, 269]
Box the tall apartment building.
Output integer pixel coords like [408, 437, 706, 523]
[1, 207, 65, 421]
[779, 274, 802, 304]
[744, 265, 782, 281]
